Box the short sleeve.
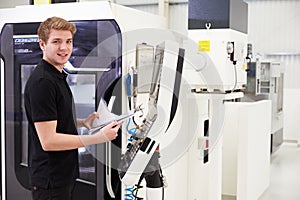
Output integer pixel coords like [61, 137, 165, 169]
[29, 78, 57, 122]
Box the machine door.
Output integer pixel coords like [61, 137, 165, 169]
[256, 61, 271, 95]
[0, 20, 122, 200]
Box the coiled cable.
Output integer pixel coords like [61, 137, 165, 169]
[125, 186, 135, 200]
[126, 118, 137, 142]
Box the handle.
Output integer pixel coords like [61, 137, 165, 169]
[105, 96, 116, 198]
[64, 61, 111, 73]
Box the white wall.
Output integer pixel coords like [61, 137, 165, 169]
[0, 0, 28, 8]
[246, 0, 300, 142]
[247, 0, 300, 53]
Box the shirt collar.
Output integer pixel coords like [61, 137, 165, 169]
[41, 59, 68, 80]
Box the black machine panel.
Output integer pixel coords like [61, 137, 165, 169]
[0, 19, 122, 200]
[188, 0, 248, 33]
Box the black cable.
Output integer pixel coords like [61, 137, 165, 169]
[158, 165, 165, 200]
[134, 173, 145, 200]
[132, 116, 138, 127]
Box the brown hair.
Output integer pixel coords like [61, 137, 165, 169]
[37, 16, 76, 43]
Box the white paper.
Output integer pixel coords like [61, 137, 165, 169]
[89, 98, 134, 134]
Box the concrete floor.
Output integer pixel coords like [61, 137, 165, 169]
[222, 142, 300, 200]
[259, 142, 300, 200]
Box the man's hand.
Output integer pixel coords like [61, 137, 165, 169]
[96, 121, 120, 142]
[79, 119, 121, 147]
[77, 112, 99, 129]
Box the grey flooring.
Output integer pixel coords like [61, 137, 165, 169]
[259, 142, 300, 200]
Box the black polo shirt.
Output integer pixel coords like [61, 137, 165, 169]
[24, 59, 79, 189]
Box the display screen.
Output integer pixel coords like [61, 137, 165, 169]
[149, 44, 164, 96]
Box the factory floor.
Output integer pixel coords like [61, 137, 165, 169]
[258, 142, 300, 200]
[223, 142, 300, 200]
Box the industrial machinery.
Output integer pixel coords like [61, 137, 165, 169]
[244, 59, 284, 153]
[184, 0, 249, 199]
[0, 2, 165, 200]
[117, 0, 249, 196]
[186, 1, 275, 199]
[117, 33, 239, 200]
[118, 41, 184, 199]
[1, 16, 122, 200]
[188, 0, 248, 93]
[0, 1, 258, 200]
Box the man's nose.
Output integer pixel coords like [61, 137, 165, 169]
[59, 42, 68, 50]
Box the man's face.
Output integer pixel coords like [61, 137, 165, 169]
[40, 29, 73, 71]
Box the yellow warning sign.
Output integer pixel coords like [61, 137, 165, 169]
[242, 64, 247, 70]
[198, 40, 210, 52]
[34, 0, 51, 5]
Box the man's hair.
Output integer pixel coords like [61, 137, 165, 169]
[37, 16, 76, 43]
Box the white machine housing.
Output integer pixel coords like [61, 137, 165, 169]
[244, 59, 284, 153]
[188, 29, 248, 92]
[118, 41, 184, 186]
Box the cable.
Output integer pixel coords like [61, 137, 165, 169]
[231, 61, 238, 92]
[125, 73, 132, 110]
[125, 186, 135, 200]
[126, 118, 137, 142]
[134, 174, 145, 200]
[159, 166, 166, 200]
[124, 175, 145, 200]
[132, 116, 139, 127]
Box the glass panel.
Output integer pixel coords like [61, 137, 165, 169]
[69, 20, 121, 71]
[260, 63, 271, 81]
[68, 74, 96, 184]
[21, 64, 36, 166]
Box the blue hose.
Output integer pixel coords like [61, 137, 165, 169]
[124, 186, 135, 200]
[126, 118, 137, 141]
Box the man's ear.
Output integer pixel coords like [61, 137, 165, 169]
[39, 39, 45, 50]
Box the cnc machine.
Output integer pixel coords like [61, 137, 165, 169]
[0, 2, 165, 200]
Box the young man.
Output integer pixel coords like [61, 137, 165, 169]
[24, 16, 120, 200]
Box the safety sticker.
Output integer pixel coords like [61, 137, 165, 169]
[198, 40, 210, 52]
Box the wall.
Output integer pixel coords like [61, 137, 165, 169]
[0, 0, 28, 8]
[113, 0, 189, 35]
[247, 0, 300, 53]
[246, 0, 300, 142]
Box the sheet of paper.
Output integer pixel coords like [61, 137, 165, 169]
[89, 98, 134, 134]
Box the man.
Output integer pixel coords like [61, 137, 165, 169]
[24, 16, 120, 200]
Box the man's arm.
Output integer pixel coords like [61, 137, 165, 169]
[34, 120, 120, 151]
